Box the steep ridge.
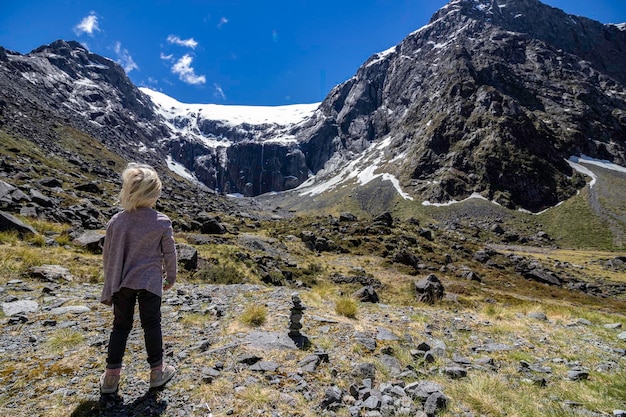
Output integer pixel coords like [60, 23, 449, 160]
[0, 40, 168, 165]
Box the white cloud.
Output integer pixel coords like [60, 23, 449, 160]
[171, 54, 205, 85]
[214, 84, 226, 100]
[160, 52, 174, 61]
[218, 17, 229, 28]
[114, 42, 138, 73]
[167, 35, 198, 49]
[74, 12, 100, 36]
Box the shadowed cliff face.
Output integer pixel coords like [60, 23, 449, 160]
[0, 1, 625, 211]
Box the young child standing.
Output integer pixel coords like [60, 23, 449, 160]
[100, 163, 177, 394]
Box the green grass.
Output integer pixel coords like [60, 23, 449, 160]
[193, 262, 246, 284]
[538, 189, 616, 250]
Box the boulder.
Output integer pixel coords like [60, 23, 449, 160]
[28, 265, 74, 282]
[2, 299, 39, 316]
[393, 249, 421, 269]
[177, 243, 198, 271]
[30, 189, 53, 207]
[38, 177, 63, 188]
[353, 286, 379, 303]
[339, 212, 357, 222]
[74, 182, 102, 194]
[414, 274, 444, 305]
[197, 214, 227, 234]
[0, 210, 36, 236]
[72, 230, 105, 253]
[373, 212, 393, 227]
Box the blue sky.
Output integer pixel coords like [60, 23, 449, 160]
[1, 0, 625, 106]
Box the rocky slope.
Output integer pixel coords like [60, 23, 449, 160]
[2, 277, 624, 417]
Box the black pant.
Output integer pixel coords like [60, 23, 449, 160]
[106, 287, 163, 369]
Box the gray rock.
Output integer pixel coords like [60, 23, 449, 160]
[423, 391, 448, 416]
[353, 286, 379, 303]
[177, 243, 198, 271]
[320, 385, 343, 410]
[30, 189, 53, 207]
[72, 230, 105, 253]
[197, 214, 227, 234]
[373, 212, 393, 227]
[339, 212, 357, 222]
[48, 305, 91, 315]
[244, 331, 298, 350]
[352, 362, 376, 381]
[201, 366, 221, 384]
[376, 327, 399, 341]
[355, 332, 377, 352]
[567, 370, 589, 381]
[2, 300, 38, 316]
[472, 343, 515, 352]
[362, 394, 381, 410]
[298, 354, 321, 373]
[443, 366, 467, 378]
[379, 354, 402, 375]
[528, 312, 548, 321]
[38, 177, 63, 188]
[414, 274, 444, 305]
[28, 265, 74, 282]
[0, 210, 36, 236]
[249, 360, 279, 372]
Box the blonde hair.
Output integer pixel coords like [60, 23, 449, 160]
[119, 163, 162, 211]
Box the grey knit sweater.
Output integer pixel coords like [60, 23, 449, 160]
[100, 207, 177, 305]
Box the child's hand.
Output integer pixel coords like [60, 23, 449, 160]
[163, 280, 174, 291]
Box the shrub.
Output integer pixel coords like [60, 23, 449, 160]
[193, 262, 245, 284]
[239, 304, 267, 327]
[47, 328, 85, 351]
[335, 296, 358, 318]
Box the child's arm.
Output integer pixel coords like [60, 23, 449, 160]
[161, 223, 178, 290]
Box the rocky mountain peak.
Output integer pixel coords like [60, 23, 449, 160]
[431, 0, 626, 84]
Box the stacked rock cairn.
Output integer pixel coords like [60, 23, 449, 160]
[288, 292, 308, 348]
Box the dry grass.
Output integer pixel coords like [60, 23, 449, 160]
[239, 303, 268, 327]
[334, 296, 358, 318]
[47, 328, 86, 351]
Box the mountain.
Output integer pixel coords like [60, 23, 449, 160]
[290, 0, 626, 212]
[1, 0, 626, 214]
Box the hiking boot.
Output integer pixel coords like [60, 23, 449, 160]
[100, 372, 120, 394]
[149, 364, 177, 388]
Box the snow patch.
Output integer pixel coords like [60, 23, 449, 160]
[611, 23, 626, 31]
[298, 136, 413, 200]
[366, 46, 396, 68]
[141, 87, 318, 126]
[422, 192, 490, 207]
[166, 156, 200, 184]
[568, 154, 626, 189]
